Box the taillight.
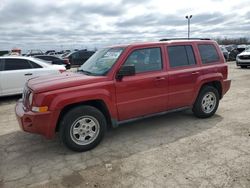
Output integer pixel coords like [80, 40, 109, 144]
[59, 69, 66, 73]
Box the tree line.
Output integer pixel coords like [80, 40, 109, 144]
[214, 37, 250, 45]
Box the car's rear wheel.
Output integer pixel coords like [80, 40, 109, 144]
[192, 86, 219, 118]
[59, 105, 107, 152]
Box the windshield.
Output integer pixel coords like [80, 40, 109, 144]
[244, 48, 250, 52]
[79, 47, 124, 76]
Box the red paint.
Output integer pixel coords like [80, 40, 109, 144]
[15, 40, 231, 139]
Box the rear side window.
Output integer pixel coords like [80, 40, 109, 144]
[47, 56, 59, 61]
[198, 44, 219, 64]
[37, 56, 50, 61]
[4, 59, 32, 71]
[72, 52, 80, 59]
[167, 45, 196, 67]
[29, 61, 42, 68]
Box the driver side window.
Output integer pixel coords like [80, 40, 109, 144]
[124, 47, 162, 73]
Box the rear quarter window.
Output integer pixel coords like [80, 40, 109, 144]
[198, 44, 220, 64]
[29, 61, 43, 68]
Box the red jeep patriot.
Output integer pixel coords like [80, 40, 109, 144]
[16, 39, 231, 151]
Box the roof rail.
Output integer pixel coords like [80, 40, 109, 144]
[159, 38, 211, 41]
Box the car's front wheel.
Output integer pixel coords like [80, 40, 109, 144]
[192, 86, 219, 118]
[59, 105, 107, 152]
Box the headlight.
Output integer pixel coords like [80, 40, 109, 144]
[29, 92, 33, 105]
[32, 106, 48, 113]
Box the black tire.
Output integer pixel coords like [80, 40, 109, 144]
[192, 86, 219, 118]
[59, 105, 107, 152]
[241, 66, 247, 68]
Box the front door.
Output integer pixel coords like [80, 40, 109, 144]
[1, 58, 34, 95]
[115, 47, 168, 121]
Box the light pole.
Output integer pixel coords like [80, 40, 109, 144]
[185, 15, 192, 39]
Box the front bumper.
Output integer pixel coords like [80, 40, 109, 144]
[236, 59, 250, 66]
[15, 100, 57, 139]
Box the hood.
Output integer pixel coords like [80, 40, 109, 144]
[28, 72, 106, 93]
[239, 51, 250, 56]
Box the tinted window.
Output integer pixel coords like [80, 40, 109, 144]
[198, 44, 219, 64]
[29, 61, 42, 68]
[186, 46, 196, 65]
[124, 48, 162, 73]
[72, 52, 80, 59]
[47, 56, 59, 61]
[168, 45, 196, 67]
[79, 51, 94, 59]
[0, 60, 3, 71]
[4, 59, 32, 71]
[37, 56, 50, 61]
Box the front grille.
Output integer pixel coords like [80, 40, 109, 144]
[239, 55, 250, 60]
[22, 87, 31, 110]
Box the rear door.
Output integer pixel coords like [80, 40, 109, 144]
[165, 44, 201, 109]
[115, 46, 169, 120]
[1, 58, 42, 95]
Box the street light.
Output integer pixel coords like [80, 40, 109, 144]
[185, 15, 192, 39]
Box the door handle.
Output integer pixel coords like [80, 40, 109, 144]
[191, 71, 200, 75]
[155, 77, 166, 81]
[24, 73, 33, 76]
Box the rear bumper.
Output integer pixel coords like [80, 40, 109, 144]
[15, 100, 58, 139]
[222, 79, 231, 97]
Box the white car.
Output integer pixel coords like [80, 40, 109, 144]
[0, 56, 66, 96]
[236, 48, 250, 68]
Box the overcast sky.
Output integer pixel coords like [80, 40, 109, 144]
[0, 0, 250, 51]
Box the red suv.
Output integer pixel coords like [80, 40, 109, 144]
[16, 39, 231, 151]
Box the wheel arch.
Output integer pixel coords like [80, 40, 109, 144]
[55, 99, 112, 132]
[201, 81, 222, 99]
[196, 80, 222, 101]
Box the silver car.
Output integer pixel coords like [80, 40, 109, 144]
[236, 48, 250, 68]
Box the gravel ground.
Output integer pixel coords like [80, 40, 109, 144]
[0, 62, 250, 188]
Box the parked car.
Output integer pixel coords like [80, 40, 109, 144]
[220, 46, 229, 61]
[229, 45, 247, 61]
[225, 45, 235, 52]
[61, 52, 71, 58]
[0, 50, 9, 56]
[236, 48, 250, 68]
[15, 39, 231, 152]
[47, 52, 57, 56]
[65, 49, 95, 66]
[0, 56, 66, 97]
[34, 55, 71, 69]
[26, 49, 44, 56]
[45, 50, 55, 55]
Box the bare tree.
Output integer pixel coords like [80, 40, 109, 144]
[214, 37, 250, 45]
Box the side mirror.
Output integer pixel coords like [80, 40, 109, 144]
[116, 65, 135, 80]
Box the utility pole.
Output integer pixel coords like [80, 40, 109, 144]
[185, 15, 193, 39]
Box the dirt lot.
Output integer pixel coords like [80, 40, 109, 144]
[0, 62, 250, 188]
